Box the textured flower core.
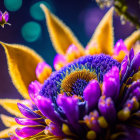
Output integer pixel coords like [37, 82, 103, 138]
[40, 54, 120, 99]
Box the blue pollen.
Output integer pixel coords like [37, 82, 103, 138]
[39, 54, 121, 99]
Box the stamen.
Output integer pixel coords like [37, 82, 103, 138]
[118, 107, 130, 121]
[98, 116, 108, 128]
[86, 130, 96, 140]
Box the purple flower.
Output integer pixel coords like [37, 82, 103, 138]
[13, 50, 140, 139]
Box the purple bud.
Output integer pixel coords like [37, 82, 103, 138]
[83, 80, 101, 110]
[28, 80, 42, 102]
[57, 94, 79, 125]
[131, 52, 140, 72]
[35, 95, 61, 125]
[17, 103, 41, 119]
[102, 66, 120, 100]
[98, 96, 116, 122]
[3, 11, 9, 22]
[131, 87, 140, 100]
[129, 81, 140, 100]
[15, 126, 44, 138]
[84, 110, 100, 132]
[114, 39, 128, 55]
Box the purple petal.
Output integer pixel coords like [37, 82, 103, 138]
[83, 80, 101, 110]
[129, 81, 140, 100]
[114, 39, 128, 55]
[129, 48, 134, 62]
[131, 52, 140, 72]
[28, 80, 42, 102]
[15, 118, 44, 126]
[131, 87, 140, 100]
[15, 126, 44, 138]
[57, 94, 79, 125]
[17, 103, 41, 119]
[53, 54, 66, 70]
[121, 55, 128, 78]
[0, 11, 2, 22]
[3, 11, 9, 22]
[35, 95, 61, 125]
[98, 96, 116, 122]
[102, 66, 120, 100]
[36, 62, 52, 83]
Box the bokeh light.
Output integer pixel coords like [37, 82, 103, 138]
[4, 0, 22, 11]
[30, 1, 52, 21]
[21, 21, 42, 42]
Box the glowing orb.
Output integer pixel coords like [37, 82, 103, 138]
[30, 1, 52, 21]
[21, 21, 41, 42]
[4, 0, 22, 11]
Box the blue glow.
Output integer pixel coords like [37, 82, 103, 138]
[21, 21, 42, 42]
[4, 0, 22, 11]
[30, 1, 52, 21]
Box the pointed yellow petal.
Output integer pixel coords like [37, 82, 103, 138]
[124, 30, 140, 50]
[40, 4, 84, 55]
[0, 125, 18, 138]
[0, 99, 23, 117]
[1, 114, 17, 127]
[0, 42, 44, 99]
[87, 7, 114, 55]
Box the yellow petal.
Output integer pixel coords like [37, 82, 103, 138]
[0, 42, 44, 99]
[0, 125, 18, 138]
[124, 30, 140, 50]
[87, 7, 114, 55]
[0, 99, 23, 117]
[1, 114, 17, 127]
[40, 4, 84, 55]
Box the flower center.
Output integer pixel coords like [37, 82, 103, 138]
[40, 54, 121, 100]
[61, 69, 96, 96]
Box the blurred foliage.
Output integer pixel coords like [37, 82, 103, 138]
[96, 0, 140, 28]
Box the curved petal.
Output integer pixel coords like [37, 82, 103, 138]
[0, 99, 24, 117]
[87, 7, 114, 55]
[0, 42, 44, 99]
[1, 114, 17, 127]
[40, 4, 84, 55]
[0, 125, 19, 138]
[124, 30, 140, 50]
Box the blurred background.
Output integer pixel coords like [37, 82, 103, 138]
[0, 0, 137, 137]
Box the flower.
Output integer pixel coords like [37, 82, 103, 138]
[0, 4, 140, 140]
[0, 11, 11, 28]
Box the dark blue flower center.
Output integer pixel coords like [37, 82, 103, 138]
[71, 79, 88, 96]
[40, 54, 120, 100]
